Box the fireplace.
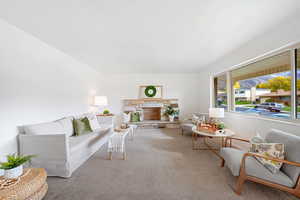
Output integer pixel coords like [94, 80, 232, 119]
[123, 98, 179, 124]
[142, 107, 161, 120]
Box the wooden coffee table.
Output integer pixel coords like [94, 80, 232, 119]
[192, 126, 235, 160]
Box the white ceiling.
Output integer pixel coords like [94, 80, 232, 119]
[0, 0, 300, 73]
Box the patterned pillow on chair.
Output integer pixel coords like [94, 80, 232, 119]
[250, 142, 285, 173]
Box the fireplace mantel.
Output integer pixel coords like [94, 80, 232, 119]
[123, 98, 180, 128]
[123, 98, 178, 106]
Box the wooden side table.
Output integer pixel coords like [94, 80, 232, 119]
[0, 168, 48, 200]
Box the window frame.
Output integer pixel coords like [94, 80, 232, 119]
[211, 42, 300, 122]
[213, 73, 228, 110]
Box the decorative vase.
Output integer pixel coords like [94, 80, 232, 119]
[4, 165, 23, 179]
[169, 115, 175, 122]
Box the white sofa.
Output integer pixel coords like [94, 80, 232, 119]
[19, 115, 114, 178]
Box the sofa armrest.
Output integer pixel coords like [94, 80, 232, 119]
[19, 134, 69, 162]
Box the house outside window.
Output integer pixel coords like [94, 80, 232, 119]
[230, 51, 292, 119]
[212, 45, 300, 121]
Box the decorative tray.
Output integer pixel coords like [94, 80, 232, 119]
[197, 124, 217, 134]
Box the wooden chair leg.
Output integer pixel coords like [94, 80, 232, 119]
[221, 159, 225, 167]
[294, 178, 300, 198]
[235, 175, 246, 195]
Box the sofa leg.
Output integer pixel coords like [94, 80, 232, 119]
[235, 176, 245, 195]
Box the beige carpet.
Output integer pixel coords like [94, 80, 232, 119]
[45, 128, 296, 200]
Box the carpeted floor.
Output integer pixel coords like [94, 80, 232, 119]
[45, 128, 296, 200]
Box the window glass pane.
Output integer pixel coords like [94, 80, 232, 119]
[297, 49, 300, 118]
[214, 74, 227, 110]
[231, 51, 291, 119]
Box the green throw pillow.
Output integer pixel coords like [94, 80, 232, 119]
[131, 112, 140, 122]
[73, 117, 93, 136]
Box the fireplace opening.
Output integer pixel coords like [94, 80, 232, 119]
[142, 107, 161, 120]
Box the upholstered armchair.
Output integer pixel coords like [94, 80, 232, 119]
[180, 113, 208, 135]
[220, 129, 300, 198]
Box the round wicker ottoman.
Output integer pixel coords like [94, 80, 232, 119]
[0, 168, 48, 200]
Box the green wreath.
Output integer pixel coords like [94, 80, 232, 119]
[145, 86, 157, 97]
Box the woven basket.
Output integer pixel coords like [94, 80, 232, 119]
[0, 168, 47, 200]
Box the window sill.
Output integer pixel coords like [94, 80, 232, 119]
[225, 111, 300, 127]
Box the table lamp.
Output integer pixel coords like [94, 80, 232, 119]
[209, 107, 224, 126]
[209, 108, 225, 132]
[94, 96, 108, 114]
[209, 108, 224, 119]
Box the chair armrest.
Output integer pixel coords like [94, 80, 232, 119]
[225, 137, 250, 147]
[242, 152, 300, 167]
[19, 134, 69, 162]
[228, 137, 250, 143]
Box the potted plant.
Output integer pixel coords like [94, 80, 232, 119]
[216, 122, 225, 130]
[103, 109, 110, 115]
[0, 154, 35, 179]
[164, 106, 176, 122]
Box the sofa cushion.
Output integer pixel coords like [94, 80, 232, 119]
[220, 148, 294, 187]
[265, 129, 300, 185]
[56, 116, 74, 137]
[69, 127, 112, 154]
[23, 121, 65, 135]
[87, 114, 101, 131]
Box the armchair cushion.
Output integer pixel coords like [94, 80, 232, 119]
[192, 114, 200, 124]
[265, 129, 300, 185]
[221, 148, 294, 187]
[181, 122, 194, 134]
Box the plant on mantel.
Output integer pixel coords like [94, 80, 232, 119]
[164, 106, 179, 122]
[103, 109, 110, 114]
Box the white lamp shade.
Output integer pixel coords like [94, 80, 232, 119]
[94, 96, 108, 106]
[209, 108, 224, 118]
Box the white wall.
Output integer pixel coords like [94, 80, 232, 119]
[98, 73, 202, 122]
[0, 19, 202, 160]
[0, 19, 102, 158]
[198, 17, 300, 139]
